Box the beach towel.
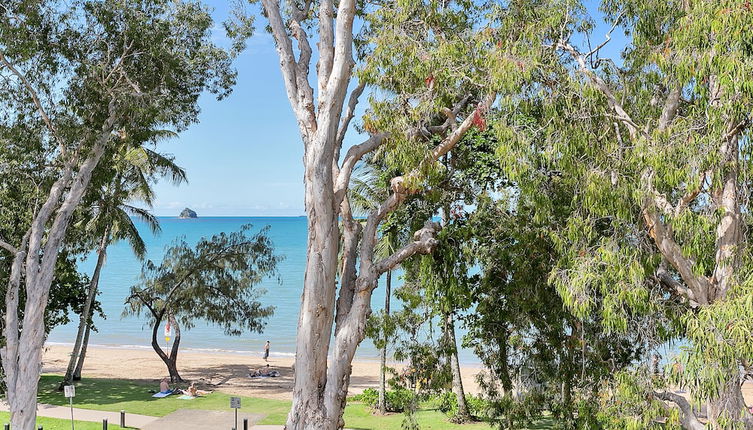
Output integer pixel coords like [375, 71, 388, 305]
[178, 395, 196, 400]
[152, 390, 174, 398]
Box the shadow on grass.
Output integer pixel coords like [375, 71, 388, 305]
[38, 375, 159, 407]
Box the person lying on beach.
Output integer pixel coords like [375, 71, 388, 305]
[249, 364, 280, 378]
[180, 382, 212, 397]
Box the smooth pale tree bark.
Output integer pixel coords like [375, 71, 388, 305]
[60, 227, 111, 389]
[1, 132, 115, 430]
[446, 313, 470, 421]
[378, 270, 391, 414]
[557, 40, 752, 429]
[259, 1, 495, 428]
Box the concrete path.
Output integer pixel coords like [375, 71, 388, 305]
[140, 409, 267, 430]
[0, 402, 159, 428]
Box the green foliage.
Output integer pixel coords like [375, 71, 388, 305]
[353, 387, 417, 413]
[435, 392, 492, 422]
[124, 224, 281, 335]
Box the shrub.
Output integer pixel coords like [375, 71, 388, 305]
[433, 392, 492, 421]
[351, 387, 416, 413]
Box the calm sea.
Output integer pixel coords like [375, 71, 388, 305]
[47, 217, 479, 363]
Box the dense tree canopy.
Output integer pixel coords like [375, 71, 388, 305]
[125, 225, 281, 381]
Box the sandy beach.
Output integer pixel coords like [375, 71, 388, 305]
[42, 344, 483, 400]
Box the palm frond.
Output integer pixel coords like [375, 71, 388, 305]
[122, 204, 161, 235]
[112, 207, 148, 259]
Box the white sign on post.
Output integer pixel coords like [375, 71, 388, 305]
[230, 397, 241, 409]
[64, 385, 76, 398]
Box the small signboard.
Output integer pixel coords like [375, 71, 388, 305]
[230, 397, 241, 409]
[64, 385, 76, 398]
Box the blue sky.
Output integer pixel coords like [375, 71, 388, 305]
[151, 1, 625, 217]
[151, 2, 310, 216]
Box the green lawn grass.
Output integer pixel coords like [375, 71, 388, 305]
[38, 375, 552, 430]
[0, 411, 125, 430]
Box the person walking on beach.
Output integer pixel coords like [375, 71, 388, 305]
[263, 340, 270, 362]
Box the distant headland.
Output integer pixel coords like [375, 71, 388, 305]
[179, 208, 198, 219]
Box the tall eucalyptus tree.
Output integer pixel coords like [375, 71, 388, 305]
[254, 0, 503, 425]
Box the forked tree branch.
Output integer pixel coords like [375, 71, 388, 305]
[643, 207, 710, 304]
[653, 391, 705, 430]
[557, 42, 645, 140]
[656, 265, 700, 307]
[321, 0, 356, 118]
[417, 94, 473, 138]
[357, 93, 496, 278]
[374, 221, 440, 275]
[260, 0, 316, 138]
[334, 132, 389, 204]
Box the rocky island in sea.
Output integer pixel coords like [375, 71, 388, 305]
[179, 207, 198, 219]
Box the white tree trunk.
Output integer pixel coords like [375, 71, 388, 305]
[2, 128, 113, 430]
[446, 313, 470, 421]
[258, 2, 493, 427]
[285, 133, 342, 429]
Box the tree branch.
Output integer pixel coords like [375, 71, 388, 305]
[0, 239, 17, 254]
[557, 42, 645, 140]
[657, 87, 681, 132]
[333, 132, 389, 205]
[654, 391, 705, 430]
[335, 81, 366, 154]
[260, 0, 314, 138]
[656, 265, 700, 307]
[358, 92, 496, 271]
[289, 9, 316, 130]
[320, 0, 356, 124]
[643, 207, 710, 304]
[335, 197, 361, 332]
[316, 0, 335, 99]
[584, 11, 624, 66]
[417, 94, 472, 138]
[0, 50, 65, 158]
[374, 221, 440, 276]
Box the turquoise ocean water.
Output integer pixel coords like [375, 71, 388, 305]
[47, 217, 479, 363]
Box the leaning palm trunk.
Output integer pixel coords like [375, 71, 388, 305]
[60, 228, 110, 389]
[73, 322, 92, 380]
[378, 270, 392, 414]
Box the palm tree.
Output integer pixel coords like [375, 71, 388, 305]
[60, 142, 185, 388]
[350, 164, 401, 414]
